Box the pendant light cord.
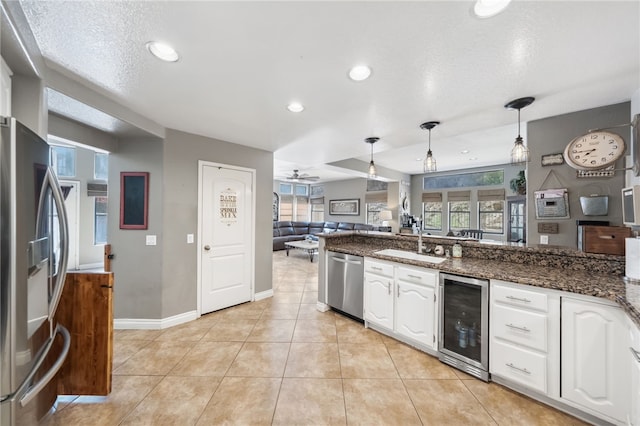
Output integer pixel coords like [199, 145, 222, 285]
[517, 108, 521, 138]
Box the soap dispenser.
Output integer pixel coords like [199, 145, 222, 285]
[452, 242, 462, 258]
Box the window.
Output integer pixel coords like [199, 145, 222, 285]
[449, 201, 471, 230]
[277, 183, 309, 221]
[478, 200, 504, 234]
[424, 169, 504, 190]
[311, 203, 324, 221]
[366, 202, 388, 225]
[423, 201, 442, 230]
[51, 145, 76, 177]
[94, 152, 108, 180]
[295, 185, 309, 221]
[94, 196, 108, 245]
[310, 206, 324, 222]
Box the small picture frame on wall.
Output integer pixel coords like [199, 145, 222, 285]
[541, 153, 564, 166]
[329, 199, 360, 215]
[120, 172, 149, 229]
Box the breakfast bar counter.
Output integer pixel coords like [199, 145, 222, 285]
[320, 231, 639, 327]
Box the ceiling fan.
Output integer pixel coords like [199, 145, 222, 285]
[284, 169, 320, 182]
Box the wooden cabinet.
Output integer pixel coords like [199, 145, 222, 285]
[55, 271, 114, 396]
[489, 280, 559, 396]
[364, 259, 438, 351]
[561, 296, 629, 424]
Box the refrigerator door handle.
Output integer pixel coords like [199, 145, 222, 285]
[18, 324, 70, 407]
[35, 167, 69, 320]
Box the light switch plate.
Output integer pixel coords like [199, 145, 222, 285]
[146, 235, 157, 246]
[187, 234, 194, 244]
[540, 235, 549, 244]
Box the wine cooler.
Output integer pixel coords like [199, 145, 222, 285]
[438, 273, 489, 381]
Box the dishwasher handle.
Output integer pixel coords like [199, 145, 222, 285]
[330, 256, 363, 265]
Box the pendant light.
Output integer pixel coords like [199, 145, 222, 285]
[365, 137, 379, 178]
[420, 121, 440, 173]
[505, 97, 535, 164]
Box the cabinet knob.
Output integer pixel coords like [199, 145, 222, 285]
[204, 245, 211, 251]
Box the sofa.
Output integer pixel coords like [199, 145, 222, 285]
[273, 221, 374, 251]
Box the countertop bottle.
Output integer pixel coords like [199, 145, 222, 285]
[452, 242, 463, 258]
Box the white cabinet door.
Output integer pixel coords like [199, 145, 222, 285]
[364, 272, 394, 330]
[630, 318, 640, 426]
[395, 280, 435, 348]
[561, 297, 629, 423]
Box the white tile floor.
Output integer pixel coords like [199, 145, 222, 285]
[42, 250, 587, 425]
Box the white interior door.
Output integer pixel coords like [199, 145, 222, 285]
[60, 180, 79, 271]
[199, 163, 254, 314]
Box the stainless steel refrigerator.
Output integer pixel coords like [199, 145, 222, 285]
[0, 117, 70, 425]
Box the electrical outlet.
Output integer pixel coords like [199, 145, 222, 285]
[146, 235, 157, 246]
[187, 234, 194, 244]
[540, 235, 549, 244]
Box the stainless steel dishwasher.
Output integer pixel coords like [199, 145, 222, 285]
[327, 251, 364, 320]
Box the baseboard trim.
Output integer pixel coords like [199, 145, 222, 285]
[114, 310, 199, 330]
[255, 289, 274, 301]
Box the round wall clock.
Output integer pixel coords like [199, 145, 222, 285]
[563, 131, 625, 170]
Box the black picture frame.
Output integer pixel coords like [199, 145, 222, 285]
[120, 172, 149, 229]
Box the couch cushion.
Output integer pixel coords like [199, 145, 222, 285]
[338, 222, 355, 230]
[308, 222, 325, 235]
[279, 225, 296, 236]
[292, 221, 310, 235]
[354, 223, 373, 231]
[323, 222, 339, 233]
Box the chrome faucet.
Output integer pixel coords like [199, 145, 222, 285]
[417, 216, 425, 254]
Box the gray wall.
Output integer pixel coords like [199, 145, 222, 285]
[48, 113, 119, 153]
[528, 102, 630, 247]
[109, 137, 165, 319]
[321, 178, 368, 224]
[160, 129, 274, 318]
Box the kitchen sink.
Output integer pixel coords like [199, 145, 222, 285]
[374, 249, 447, 264]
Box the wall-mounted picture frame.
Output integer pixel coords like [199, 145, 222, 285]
[120, 172, 149, 229]
[541, 153, 564, 166]
[329, 198, 360, 215]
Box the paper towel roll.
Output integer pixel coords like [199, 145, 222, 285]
[626, 237, 640, 280]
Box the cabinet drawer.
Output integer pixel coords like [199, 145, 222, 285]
[491, 340, 547, 394]
[493, 283, 548, 312]
[492, 304, 547, 352]
[397, 266, 437, 287]
[364, 259, 394, 277]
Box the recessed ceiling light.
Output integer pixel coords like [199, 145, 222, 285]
[461, 150, 470, 154]
[146, 41, 179, 62]
[287, 102, 304, 113]
[473, 0, 512, 18]
[415, 158, 423, 161]
[469, 157, 479, 161]
[348, 65, 372, 81]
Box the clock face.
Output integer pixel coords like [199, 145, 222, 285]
[563, 131, 625, 170]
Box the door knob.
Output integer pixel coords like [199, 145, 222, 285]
[204, 245, 211, 251]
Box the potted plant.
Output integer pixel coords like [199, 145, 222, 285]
[510, 170, 526, 195]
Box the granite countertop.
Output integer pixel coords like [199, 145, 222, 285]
[323, 238, 640, 329]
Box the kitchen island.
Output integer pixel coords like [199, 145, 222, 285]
[318, 231, 637, 325]
[317, 231, 639, 426]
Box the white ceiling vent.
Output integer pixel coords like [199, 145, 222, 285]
[87, 183, 108, 197]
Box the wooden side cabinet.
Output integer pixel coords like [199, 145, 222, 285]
[55, 271, 114, 395]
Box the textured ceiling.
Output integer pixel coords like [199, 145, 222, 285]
[16, 1, 640, 178]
